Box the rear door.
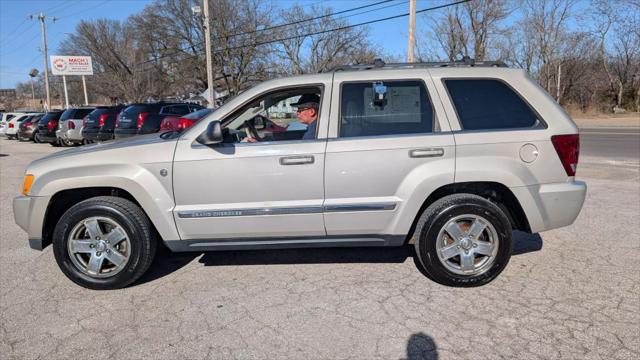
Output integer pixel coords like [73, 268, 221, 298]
[324, 70, 455, 237]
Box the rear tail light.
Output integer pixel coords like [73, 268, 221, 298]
[177, 117, 194, 130]
[99, 114, 108, 128]
[115, 113, 120, 128]
[551, 134, 580, 176]
[24, 122, 32, 127]
[8, 123, 14, 128]
[68, 121, 75, 130]
[82, 116, 87, 128]
[137, 112, 149, 129]
[47, 120, 56, 130]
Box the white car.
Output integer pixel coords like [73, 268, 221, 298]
[56, 107, 95, 146]
[1, 112, 19, 137]
[5, 113, 32, 139]
[13, 59, 586, 289]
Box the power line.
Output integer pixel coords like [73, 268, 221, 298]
[132, 0, 409, 68]
[56, 0, 110, 20]
[95, 0, 471, 76]
[0, 19, 33, 46]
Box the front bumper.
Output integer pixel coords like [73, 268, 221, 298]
[512, 181, 587, 233]
[13, 195, 50, 250]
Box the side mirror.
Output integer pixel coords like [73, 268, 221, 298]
[196, 120, 223, 145]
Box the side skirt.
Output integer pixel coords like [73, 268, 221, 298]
[164, 235, 406, 252]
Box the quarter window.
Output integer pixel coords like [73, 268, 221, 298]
[444, 79, 541, 130]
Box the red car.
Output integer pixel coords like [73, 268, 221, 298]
[160, 108, 212, 132]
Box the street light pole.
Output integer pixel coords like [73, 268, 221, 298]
[202, 0, 216, 109]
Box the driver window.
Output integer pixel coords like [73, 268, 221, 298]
[222, 86, 322, 143]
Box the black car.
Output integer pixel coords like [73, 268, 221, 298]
[82, 105, 125, 142]
[114, 102, 204, 139]
[18, 114, 45, 142]
[36, 111, 64, 146]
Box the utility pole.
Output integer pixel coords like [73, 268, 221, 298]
[407, 0, 416, 63]
[202, 0, 217, 109]
[31, 13, 55, 111]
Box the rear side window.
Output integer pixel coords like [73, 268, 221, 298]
[124, 105, 150, 114]
[74, 108, 94, 119]
[339, 80, 433, 138]
[39, 112, 62, 123]
[59, 109, 75, 121]
[444, 79, 540, 130]
[161, 105, 190, 115]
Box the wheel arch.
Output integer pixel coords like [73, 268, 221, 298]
[41, 187, 169, 249]
[405, 181, 532, 244]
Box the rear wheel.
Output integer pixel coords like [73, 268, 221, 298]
[60, 137, 73, 147]
[413, 194, 513, 287]
[53, 196, 157, 290]
[50, 139, 61, 147]
[33, 131, 41, 143]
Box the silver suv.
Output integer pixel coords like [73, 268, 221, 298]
[13, 60, 586, 289]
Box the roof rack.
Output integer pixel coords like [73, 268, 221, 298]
[330, 56, 507, 72]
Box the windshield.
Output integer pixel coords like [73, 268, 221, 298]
[184, 108, 213, 120]
[59, 109, 75, 121]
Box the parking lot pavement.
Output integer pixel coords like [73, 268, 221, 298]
[1, 136, 639, 360]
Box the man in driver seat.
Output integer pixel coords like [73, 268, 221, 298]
[244, 93, 320, 142]
[291, 93, 320, 140]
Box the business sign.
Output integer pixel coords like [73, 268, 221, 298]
[50, 55, 93, 76]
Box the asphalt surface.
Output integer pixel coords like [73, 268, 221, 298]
[0, 130, 639, 360]
[580, 127, 640, 160]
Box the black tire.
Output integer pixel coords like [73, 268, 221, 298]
[413, 194, 513, 287]
[53, 196, 157, 290]
[50, 139, 61, 147]
[33, 131, 41, 143]
[60, 138, 73, 147]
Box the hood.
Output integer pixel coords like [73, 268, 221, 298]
[32, 133, 177, 164]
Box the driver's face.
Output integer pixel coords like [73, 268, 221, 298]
[296, 107, 317, 125]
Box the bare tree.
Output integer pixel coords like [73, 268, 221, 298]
[418, 0, 509, 61]
[274, 4, 380, 75]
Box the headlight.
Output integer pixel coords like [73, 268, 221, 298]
[22, 174, 34, 196]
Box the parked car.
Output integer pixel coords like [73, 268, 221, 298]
[5, 113, 32, 140]
[36, 111, 64, 146]
[160, 108, 213, 132]
[56, 107, 95, 146]
[13, 59, 586, 290]
[0, 112, 18, 137]
[17, 114, 45, 142]
[115, 102, 204, 139]
[82, 105, 125, 142]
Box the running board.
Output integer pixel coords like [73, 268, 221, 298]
[164, 235, 405, 252]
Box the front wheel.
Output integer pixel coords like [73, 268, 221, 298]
[413, 194, 513, 287]
[53, 196, 157, 290]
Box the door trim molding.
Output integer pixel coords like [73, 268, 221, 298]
[177, 202, 397, 219]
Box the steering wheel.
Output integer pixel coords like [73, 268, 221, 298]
[243, 115, 265, 141]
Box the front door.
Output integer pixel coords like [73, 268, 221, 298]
[172, 81, 331, 241]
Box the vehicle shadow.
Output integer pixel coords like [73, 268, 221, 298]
[405, 332, 438, 360]
[134, 231, 543, 285]
[135, 244, 201, 285]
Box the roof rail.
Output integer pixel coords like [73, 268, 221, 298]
[330, 56, 507, 72]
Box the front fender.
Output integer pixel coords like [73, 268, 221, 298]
[34, 163, 180, 241]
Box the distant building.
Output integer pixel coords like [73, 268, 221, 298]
[0, 89, 17, 99]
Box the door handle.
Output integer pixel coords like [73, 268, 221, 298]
[409, 148, 444, 158]
[279, 155, 315, 165]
